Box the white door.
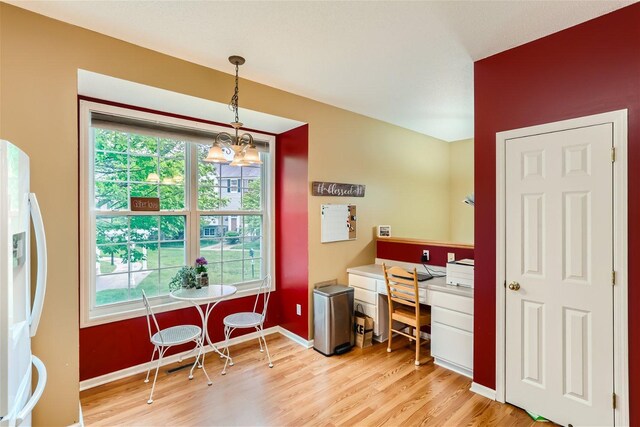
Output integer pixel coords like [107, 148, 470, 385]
[505, 124, 614, 426]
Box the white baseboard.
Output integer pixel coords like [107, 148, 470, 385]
[79, 326, 280, 391]
[79, 326, 314, 391]
[470, 382, 497, 400]
[67, 402, 84, 427]
[278, 326, 313, 348]
[434, 358, 473, 379]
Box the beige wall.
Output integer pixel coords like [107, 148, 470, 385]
[0, 5, 461, 424]
[449, 138, 475, 243]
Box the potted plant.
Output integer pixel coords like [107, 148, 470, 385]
[195, 257, 209, 287]
[169, 266, 197, 291]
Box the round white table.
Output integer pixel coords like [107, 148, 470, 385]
[170, 285, 237, 363]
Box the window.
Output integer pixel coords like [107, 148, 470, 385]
[225, 178, 240, 193]
[81, 101, 275, 326]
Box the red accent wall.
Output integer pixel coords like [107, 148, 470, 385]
[79, 297, 277, 380]
[377, 240, 474, 267]
[474, 3, 640, 420]
[80, 124, 310, 381]
[275, 125, 310, 339]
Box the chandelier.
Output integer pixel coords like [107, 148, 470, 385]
[204, 55, 262, 166]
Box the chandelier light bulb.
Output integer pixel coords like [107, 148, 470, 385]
[146, 172, 160, 183]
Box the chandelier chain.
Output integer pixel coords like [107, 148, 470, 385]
[203, 55, 260, 166]
[230, 62, 240, 125]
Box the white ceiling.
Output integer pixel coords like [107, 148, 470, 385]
[8, 0, 637, 141]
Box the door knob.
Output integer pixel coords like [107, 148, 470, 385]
[508, 281, 520, 291]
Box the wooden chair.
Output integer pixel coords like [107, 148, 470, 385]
[382, 263, 431, 366]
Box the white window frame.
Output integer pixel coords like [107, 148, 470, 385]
[80, 100, 276, 328]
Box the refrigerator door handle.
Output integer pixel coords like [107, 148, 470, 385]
[29, 193, 47, 337]
[16, 355, 47, 426]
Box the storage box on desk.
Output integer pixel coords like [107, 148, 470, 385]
[446, 260, 474, 288]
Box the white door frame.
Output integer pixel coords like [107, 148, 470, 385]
[495, 110, 629, 425]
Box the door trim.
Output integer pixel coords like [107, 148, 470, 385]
[495, 110, 628, 425]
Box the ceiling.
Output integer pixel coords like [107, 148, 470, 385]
[78, 70, 305, 134]
[7, 0, 636, 141]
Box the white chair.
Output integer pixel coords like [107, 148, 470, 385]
[221, 275, 273, 375]
[141, 290, 211, 404]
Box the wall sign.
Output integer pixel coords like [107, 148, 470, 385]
[131, 197, 160, 211]
[312, 181, 366, 197]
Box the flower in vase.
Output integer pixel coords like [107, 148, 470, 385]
[195, 257, 208, 274]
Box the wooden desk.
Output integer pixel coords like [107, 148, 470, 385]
[347, 262, 474, 378]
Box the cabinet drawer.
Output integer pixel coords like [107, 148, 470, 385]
[431, 291, 473, 315]
[431, 322, 473, 370]
[376, 279, 387, 295]
[353, 287, 377, 305]
[349, 274, 377, 291]
[432, 306, 473, 332]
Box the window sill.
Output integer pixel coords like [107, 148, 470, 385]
[80, 284, 270, 328]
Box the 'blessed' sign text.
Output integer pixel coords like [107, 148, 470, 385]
[312, 181, 366, 197]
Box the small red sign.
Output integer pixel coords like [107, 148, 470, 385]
[131, 197, 160, 211]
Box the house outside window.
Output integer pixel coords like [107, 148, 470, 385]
[226, 178, 240, 193]
[80, 100, 275, 326]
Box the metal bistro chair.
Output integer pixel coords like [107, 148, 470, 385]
[141, 290, 211, 404]
[221, 275, 273, 375]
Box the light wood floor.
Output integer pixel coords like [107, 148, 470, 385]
[80, 334, 540, 426]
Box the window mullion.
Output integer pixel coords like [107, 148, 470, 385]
[188, 141, 199, 267]
[127, 133, 132, 210]
[154, 139, 161, 297]
[262, 152, 268, 280]
[126, 134, 132, 301]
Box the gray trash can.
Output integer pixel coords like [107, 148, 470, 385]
[313, 285, 354, 356]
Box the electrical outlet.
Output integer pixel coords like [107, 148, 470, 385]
[421, 250, 430, 262]
[447, 252, 455, 262]
[296, 304, 302, 316]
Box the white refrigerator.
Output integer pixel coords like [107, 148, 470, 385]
[0, 141, 47, 427]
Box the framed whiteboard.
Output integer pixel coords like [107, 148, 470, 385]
[321, 204, 357, 243]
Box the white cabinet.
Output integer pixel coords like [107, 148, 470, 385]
[353, 287, 377, 305]
[349, 274, 387, 339]
[431, 323, 473, 372]
[349, 274, 378, 292]
[430, 290, 474, 378]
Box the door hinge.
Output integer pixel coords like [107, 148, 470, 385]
[613, 392, 617, 409]
[612, 271, 616, 285]
[612, 147, 616, 162]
